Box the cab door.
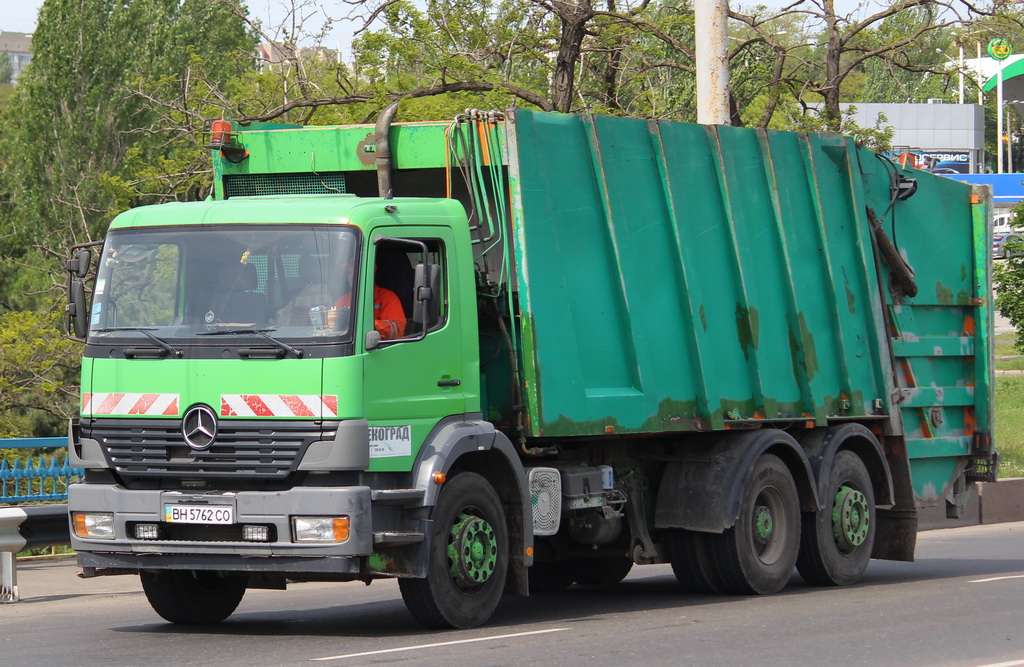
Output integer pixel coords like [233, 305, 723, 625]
[360, 226, 478, 470]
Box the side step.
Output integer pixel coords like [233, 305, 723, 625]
[373, 531, 425, 546]
[371, 489, 426, 506]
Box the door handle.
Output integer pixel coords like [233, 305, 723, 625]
[437, 379, 461, 387]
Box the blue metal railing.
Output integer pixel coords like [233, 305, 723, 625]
[0, 437, 82, 503]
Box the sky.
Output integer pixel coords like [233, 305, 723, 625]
[2, 2, 43, 33]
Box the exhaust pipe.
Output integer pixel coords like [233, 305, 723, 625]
[375, 100, 401, 199]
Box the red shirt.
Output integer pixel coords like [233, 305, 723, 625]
[335, 285, 406, 339]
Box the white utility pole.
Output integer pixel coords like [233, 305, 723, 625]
[695, 0, 730, 125]
[998, 66, 1004, 173]
[959, 43, 965, 104]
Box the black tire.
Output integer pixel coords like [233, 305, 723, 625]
[668, 529, 722, 594]
[399, 471, 508, 628]
[574, 556, 634, 586]
[140, 570, 247, 624]
[528, 561, 577, 592]
[797, 450, 876, 586]
[708, 454, 800, 595]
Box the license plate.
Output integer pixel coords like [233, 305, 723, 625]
[164, 504, 234, 525]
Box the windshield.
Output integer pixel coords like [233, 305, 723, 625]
[89, 224, 359, 344]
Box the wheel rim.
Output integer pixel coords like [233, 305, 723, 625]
[832, 484, 870, 555]
[750, 485, 788, 565]
[447, 510, 498, 590]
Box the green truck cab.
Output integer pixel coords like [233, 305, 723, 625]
[66, 107, 996, 629]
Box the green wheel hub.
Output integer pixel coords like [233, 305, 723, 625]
[832, 484, 870, 555]
[754, 506, 774, 541]
[447, 511, 498, 590]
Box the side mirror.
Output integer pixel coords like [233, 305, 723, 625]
[68, 280, 90, 339]
[365, 329, 382, 351]
[67, 249, 91, 278]
[413, 263, 441, 330]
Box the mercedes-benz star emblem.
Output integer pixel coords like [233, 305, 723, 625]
[182, 405, 217, 450]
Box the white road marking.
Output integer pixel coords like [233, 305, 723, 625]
[972, 659, 1024, 667]
[312, 627, 569, 661]
[969, 574, 1024, 583]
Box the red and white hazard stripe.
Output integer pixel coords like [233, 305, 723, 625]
[220, 394, 339, 418]
[82, 393, 179, 416]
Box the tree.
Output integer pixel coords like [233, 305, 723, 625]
[724, 0, 1023, 131]
[0, 0, 256, 436]
[0, 52, 12, 85]
[0, 0, 256, 299]
[0, 307, 79, 438]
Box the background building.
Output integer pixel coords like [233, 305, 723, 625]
[843, 102, 985, 174]
[0, 31, 32, 84]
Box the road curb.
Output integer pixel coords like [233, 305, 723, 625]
[917, 478, 1024, 531]
[978, 477, 1024, 524]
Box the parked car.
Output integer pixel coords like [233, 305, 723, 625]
[994, 229, 1024, 258]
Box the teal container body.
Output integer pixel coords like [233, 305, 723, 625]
[505, 110, 992, 503]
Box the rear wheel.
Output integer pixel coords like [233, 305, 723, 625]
[668, 529, 722, 594]
[797, 450, 876, 586]
[709, 454, 800, 595]
[399, 471, 508, 628]
[140, 570, 247, 624]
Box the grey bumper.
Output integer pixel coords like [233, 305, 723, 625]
[69, 484, 373, 563]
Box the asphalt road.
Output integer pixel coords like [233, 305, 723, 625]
[2, 522, 1023, 666]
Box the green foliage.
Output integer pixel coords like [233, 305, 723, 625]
[0, 51, 11, 85]
[995, 245, 1024, 354]
[0, 0, 256, 274]
[349, 0, 557, 115]
[0, 0, 255, 436]
[0, 306, 78, 438]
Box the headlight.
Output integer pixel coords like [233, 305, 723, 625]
[72, 512, 115, 539]
[292, 516, 349, 542]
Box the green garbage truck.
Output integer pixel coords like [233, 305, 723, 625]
[65, 106, 996, 628]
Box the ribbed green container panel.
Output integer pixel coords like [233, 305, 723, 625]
[507, 109, 985, 458]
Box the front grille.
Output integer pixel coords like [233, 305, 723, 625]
[224, 171, 347, 197]
[87, 418, 336, 478]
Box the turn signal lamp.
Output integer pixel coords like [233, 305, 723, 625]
[72, 512, 115, 539]
[292, 516, 350, 543]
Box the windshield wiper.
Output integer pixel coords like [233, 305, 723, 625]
[196, 328, 304, 359]
[93, 327, 183, 358]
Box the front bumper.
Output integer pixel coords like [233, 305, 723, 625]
[69, 483, 374, 566]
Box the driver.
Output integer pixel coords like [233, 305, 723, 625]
[334, 257, 406, 340]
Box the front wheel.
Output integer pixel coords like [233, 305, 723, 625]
[797, 450, 876, 586]
[140, 570, 247, 624]
[708, 454, 800, 595]
[399, 471, 509, 628]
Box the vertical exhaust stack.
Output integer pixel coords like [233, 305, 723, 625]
[375, 100, 401, 199]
